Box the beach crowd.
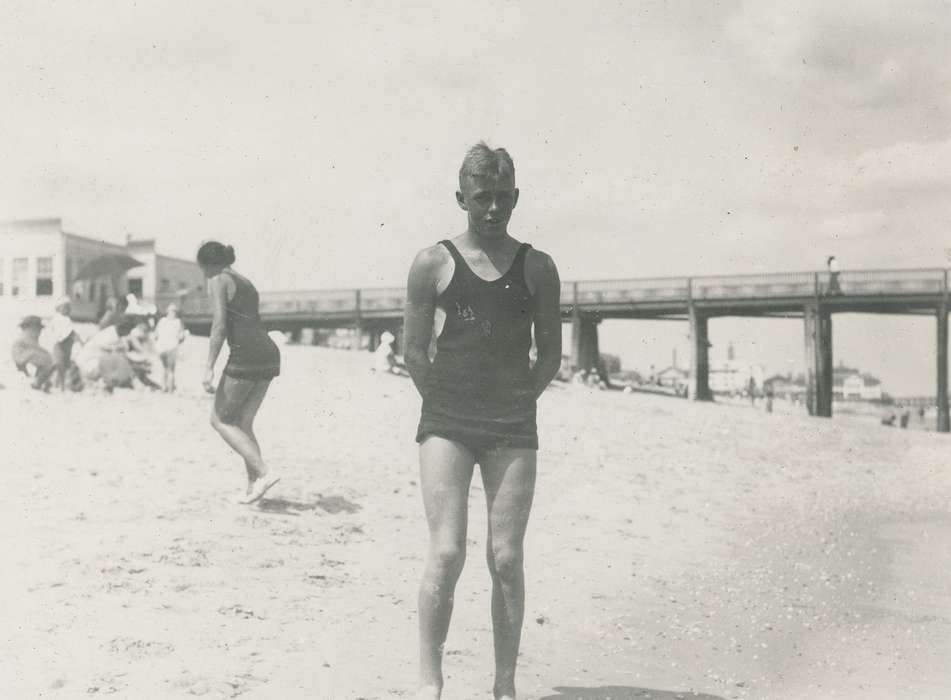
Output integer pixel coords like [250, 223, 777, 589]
[10, 293, 187, 395]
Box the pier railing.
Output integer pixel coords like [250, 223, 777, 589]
[67, 267, 949, 322]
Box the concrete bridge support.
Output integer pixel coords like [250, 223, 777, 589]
[804, 304, 833, 417]
[688, 306, 712, 401]
[938, 300, 949, 433]
[571, 315, 601, 374]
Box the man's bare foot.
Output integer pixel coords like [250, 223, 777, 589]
[415, 685, 441, 700]
[238, 472, 281, 504]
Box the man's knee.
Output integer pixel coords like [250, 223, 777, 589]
[430, 542, 466, 579]
[488, 542, 523, 581]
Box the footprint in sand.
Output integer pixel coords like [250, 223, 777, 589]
[217, 604, 265, 619]
[256, 558, 285, 569]
[106, 637, 174, 659]
[155, 543, 210, 567]
[304, 571, 348, 587]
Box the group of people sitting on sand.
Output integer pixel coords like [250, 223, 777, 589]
[571, 366, 608, 390]
[10, 293, 187, 394]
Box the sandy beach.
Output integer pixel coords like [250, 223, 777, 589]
[2, 337, 950, 699]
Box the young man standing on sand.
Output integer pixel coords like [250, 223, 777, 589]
[404, 143, 562, 700]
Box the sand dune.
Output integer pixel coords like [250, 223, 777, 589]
[2, 337, 949, 699]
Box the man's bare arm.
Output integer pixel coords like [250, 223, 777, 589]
[403, 247, 442, 397]
[528, 250, 562, 398]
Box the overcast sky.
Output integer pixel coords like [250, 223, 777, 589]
[3, 1, 949, 392]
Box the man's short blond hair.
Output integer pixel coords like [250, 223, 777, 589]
[459, 142, 515, 188]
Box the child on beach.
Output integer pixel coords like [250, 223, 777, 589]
[198, 241, 281, 505]
[370, 330, 407, 376]
[123, 318, 162, 391]
[155, 304, 186, 393]
[47, 296, 77, 392]
[404, 143, 562, 700]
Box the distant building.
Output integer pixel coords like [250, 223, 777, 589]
[123, 237, 206, 303]
[656, 365, 689, 390]
[709, 360, 765, 395]
[763, 367, 884, 402]
[833, 364, 883, 401]
[764, 373, 806, 401]
[0, 218, 204, 323]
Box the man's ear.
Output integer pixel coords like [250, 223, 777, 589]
[455, 190, 468, 211]
[512, 188, 520, 208]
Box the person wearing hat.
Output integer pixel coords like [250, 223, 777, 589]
[48, 296, 77, 391]
[155, 302, 187, 392]
[11, 316, 53, 391]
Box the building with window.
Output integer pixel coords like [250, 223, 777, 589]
[1, 218, 204, 324]
[833, 364, 883, 401]
[707, 342, 765, 395]
[656, 365, 690, 391]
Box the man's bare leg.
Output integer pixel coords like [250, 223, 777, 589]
[417, 436, 476, 699]
[480, 448, 536, 700]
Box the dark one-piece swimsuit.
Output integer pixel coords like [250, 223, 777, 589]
[416, 239, 538, 456]
[222, 271, 281, 380]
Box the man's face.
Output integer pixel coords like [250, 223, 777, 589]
[456, 172, 519, 239]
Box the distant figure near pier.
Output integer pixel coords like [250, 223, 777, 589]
[404, 143, 562, 700]
[198, 241, 282, 505]
[827, 255, 843, 295]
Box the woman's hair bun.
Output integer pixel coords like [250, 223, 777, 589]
[197, 240, 236, 267]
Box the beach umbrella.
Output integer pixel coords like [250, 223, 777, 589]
[73, 254, 144, 281]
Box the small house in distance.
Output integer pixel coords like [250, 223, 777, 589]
[0, 218, 204, 324]
[764, 365, 885, 403]
[764, 373, 806, 402]
[708, 343, 765, 396]
[833, 363, 883, 401]
[656, 365, 690, 393]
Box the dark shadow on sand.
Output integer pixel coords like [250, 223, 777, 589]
[539, 687, 726, 700]
[256, 494, 362, 516]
